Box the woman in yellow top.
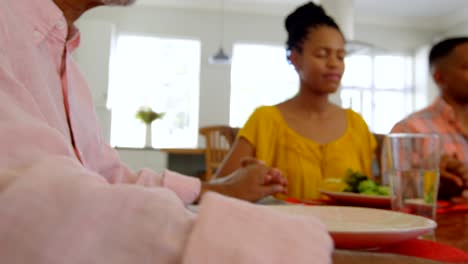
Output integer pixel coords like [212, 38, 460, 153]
[216, 2, 376, 200]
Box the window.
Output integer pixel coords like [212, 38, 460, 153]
[229, 44, 299, 127]
[108, 35, 200, 148]
[340, 54, 414, 133]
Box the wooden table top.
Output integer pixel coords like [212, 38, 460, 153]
[435, 211, 468, 251]
[158, 148, 205, 155]
[115, 147, 205, 155]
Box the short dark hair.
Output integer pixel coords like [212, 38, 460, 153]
[429, 37, 468, 69]
[285, 1, 342, 56]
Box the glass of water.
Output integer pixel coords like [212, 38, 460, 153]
[382, 133, 440, 220]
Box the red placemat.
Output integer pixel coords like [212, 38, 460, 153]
[437, 201, 468, 214]
[378, 238, 468, 263]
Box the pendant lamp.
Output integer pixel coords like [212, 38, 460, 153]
[209, 0, 231, 64]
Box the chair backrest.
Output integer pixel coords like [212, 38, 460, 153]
[372, 133, 386, 182]
[373, 133, 385, 160]
[199, 125, 238, 181]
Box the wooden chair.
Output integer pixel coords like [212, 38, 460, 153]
[199, 125, 239, 181]
[373, 133, 385, 162]
[373, 133, 386, 183]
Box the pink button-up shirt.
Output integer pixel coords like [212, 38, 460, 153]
[0, 0, 332, 263]
[391, 97, 468, 162]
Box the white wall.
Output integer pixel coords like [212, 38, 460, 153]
[117, 149, 167, 172]
[411, 18, 468, 112]
[443, 20, 468, 37]
[75, 5, 437, 171]
[74, 20, 114, 142]
[414, 45, 439, 111]
[354, 23, 434, 54]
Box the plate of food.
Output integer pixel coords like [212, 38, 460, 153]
[269, 205, 437, 249]
[320, 190, 391, 207]
[320, 170, 392, 208]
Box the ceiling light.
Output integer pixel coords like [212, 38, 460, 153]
[209, 47, 231, 64]
[209, 0, 231, 65]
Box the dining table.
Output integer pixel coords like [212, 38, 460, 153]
[332, 212, 467, 264]
[256, 196, 468, 264]
[435, 211, 468, 252]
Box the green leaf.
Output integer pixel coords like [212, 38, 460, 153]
[135, 107, 165, 124]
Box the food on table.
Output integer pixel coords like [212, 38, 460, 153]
[343, 169, 390, 196]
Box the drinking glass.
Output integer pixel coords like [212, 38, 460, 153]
[382, 133, 440, 220]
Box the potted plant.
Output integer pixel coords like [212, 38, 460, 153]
[136, 106, 164, 148]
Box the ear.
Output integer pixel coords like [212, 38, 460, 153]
[289, 49, 302, 72]
[432, 69, 444, 86]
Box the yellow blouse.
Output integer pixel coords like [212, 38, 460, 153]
[239, 106, 376, 200]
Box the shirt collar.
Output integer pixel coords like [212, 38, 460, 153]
[67, 27, 81, 53]
[14, 0, 80, 50]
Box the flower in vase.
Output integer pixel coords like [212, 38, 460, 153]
[135, 107, 164, 125]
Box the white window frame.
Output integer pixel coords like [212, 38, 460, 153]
[107, 34, 201, 149]
[229, 43, 299, 128]
[341, 53, 415, 133]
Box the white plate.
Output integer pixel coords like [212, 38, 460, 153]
[269, 205, 437, 249]
[405, 198, 433, 207]
[320, 189, 391, 208]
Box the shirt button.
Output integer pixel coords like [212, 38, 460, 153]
[33, 30, 41, 39]
[57, 20, 67, 29]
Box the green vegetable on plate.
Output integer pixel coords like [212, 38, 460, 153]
[343, 169, 390, 196]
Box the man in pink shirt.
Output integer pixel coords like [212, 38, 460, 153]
[0, 0, 333, 263]
[391, 37, 468, 200]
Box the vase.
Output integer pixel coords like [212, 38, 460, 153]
[145, 123, 152, 148]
